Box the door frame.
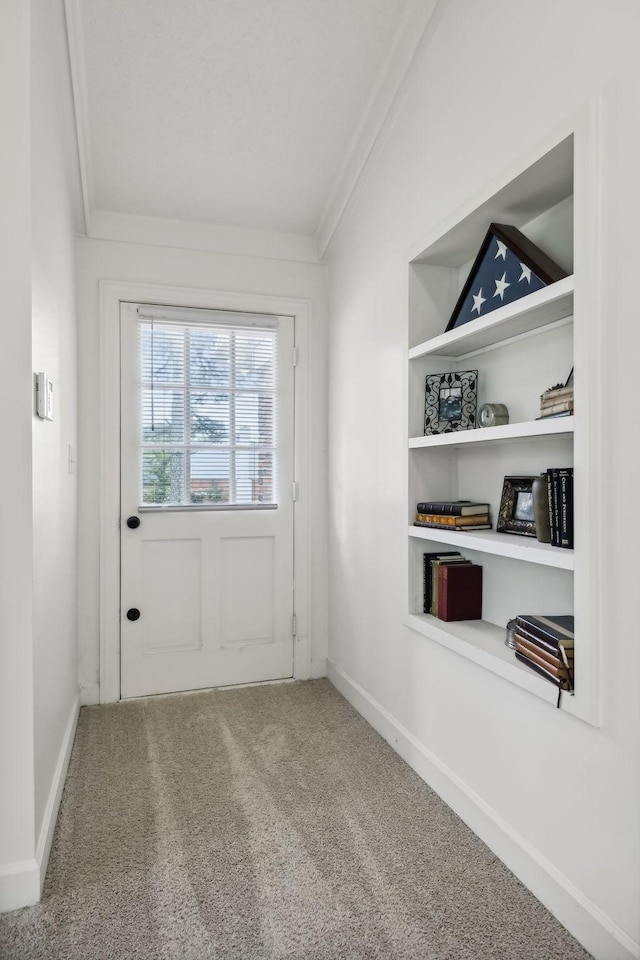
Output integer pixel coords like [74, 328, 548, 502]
[98, 279, 312, 703]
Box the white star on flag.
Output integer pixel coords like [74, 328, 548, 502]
[494, 240, 507, 261]
[519, 263, 532, 283]
[493, 272, 510, 300]
[471, 289, 486, 315]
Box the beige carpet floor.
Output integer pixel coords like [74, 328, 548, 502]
[0, 679, 591, 959]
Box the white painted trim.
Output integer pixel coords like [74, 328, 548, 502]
[327, 660, 639, 960]
[99, 280, 312, 703]
[317, 0, 449, 258]
[0, 859, 40, 913]
[90, 210, 320, 265]
[310, 657, 327, 680]
[64, 0, 93, 236]
[35, 694, 80, 894]
[80, 683, 100, 706]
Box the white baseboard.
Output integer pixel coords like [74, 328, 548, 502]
[311, 657, 327, 679]
[35, 692, 80, 897]
[0, 859, 40, 913]
[0, 693, 80, 914]
[80, 682, 100, 706]
[327, 659, 639, 960]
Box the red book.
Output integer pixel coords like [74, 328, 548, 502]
[437, 563, 483, 621]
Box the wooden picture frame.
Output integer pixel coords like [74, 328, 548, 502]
[497, 476, 538, 538]
[445, 223, 568, 332]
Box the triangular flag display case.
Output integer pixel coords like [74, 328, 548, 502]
[445, 223, 568, 332]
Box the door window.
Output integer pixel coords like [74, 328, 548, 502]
[138, 311, 278, 508]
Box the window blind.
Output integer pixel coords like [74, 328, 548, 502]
[137, 308, 278, 508]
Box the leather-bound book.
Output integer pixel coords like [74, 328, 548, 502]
[437, 563, 482, 622]
[431, 557, 471, 616]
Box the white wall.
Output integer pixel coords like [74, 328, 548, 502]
[76, 238, 328, 699]
[0, 0, 36, 906]
[326, 2, 640, 958]
[31, 0, 82, 844]
[0, 0, 81, 911]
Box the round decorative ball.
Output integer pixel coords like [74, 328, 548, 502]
[478, 402, 509, 428]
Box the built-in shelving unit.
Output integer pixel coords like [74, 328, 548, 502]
[406, 118, 600, 725]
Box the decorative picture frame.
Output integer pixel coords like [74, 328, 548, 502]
[445, 222, 568, 333]
[496, 476, 538, 538]
[424, 370, 478, 435]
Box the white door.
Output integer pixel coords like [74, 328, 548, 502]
[119, 302, 295, 699]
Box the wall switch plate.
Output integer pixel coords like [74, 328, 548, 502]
[36, 372, 54, 420]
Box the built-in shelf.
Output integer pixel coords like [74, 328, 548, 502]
[405, 125, 600, 724]
[409, 416, 573, 449]
[409, 275, 574, 360]
[408, 525, 574, 570]
[404, 613, 571, 708]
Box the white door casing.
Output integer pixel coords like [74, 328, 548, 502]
[97, 281, 312, 704]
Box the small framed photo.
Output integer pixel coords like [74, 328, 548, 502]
[497, 476, 538, 537]
[424, 370, 478, 435]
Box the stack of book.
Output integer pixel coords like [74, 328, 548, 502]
[513, 614, 574, 701]
[423, 551, 483, 621]
[538, 383, 573, 419]
[414, 500, 491, 531]
[546, 467, 573, 548]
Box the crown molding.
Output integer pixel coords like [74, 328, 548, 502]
[64, 0, 93, 236]
[316, 0, 450, 259]
[89, 209, 321, 264]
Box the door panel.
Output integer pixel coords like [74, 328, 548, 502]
[141, 538, 202, 654]
[219, 536, 274, 646]
[119, 302, 295, 699]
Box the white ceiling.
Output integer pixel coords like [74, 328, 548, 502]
[68, 0, 439, 245]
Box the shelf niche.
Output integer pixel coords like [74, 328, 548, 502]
[406, 127, 596, 723]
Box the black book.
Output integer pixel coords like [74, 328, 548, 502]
[515, 615, 574, 648]
[547, 468, 560, 547]
[558, 467, 574, 549]
[422, 551, 461, 613]
[416, 500, 489, 517]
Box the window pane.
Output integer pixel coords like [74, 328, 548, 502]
[235, 333, 275, 389]
[142, 450, 185, 504]
[190, 450, 230, 504]
[141, 390, 185, 444]
[189, 392, 230, 444]
[190, 330, 230, 387]
[236, 450, 274, 504]
[235, 393, 274, 445]
[141, 327, 184, 384]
